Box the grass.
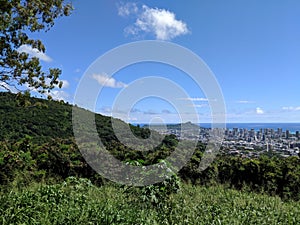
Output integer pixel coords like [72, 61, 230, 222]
[1, 177, 299, 224]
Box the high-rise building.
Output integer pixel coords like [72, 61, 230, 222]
[296, 131, 299, 139]
[278, 128, 282, 137]
[239, 128, 243, 136]
[286, 130, 290, 139]
[225, 129, 229, 136]
[233, 128, 238, 136]
[250, 128, 255, 137]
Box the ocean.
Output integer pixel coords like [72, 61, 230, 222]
[199, 123, 300, 133]
[137, 123, 300, 134]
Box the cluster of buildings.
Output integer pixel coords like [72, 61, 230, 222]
[222, 127, 300, 158]
[149, 123, 300, 158]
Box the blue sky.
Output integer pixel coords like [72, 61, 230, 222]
[16, 0, 300, 123]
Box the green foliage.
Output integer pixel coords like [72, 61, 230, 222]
[0, 0, 72, 96]
[0, 92, 163, 146]
[1, 178, 300, 224]
[181, 154, 300, 200]
[123, 160, 181, 207]
[0, 137, 107, 187]
[138, 174, 181, 206]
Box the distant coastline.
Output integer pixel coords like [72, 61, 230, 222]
[135, 123, 300, 134]
[200, 123, 300, 134]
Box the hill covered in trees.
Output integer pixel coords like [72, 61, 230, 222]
[0, 92, 73, 142]
[0, 92, 153, 144]
[0, 92, 184, 185]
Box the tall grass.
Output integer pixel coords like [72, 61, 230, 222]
[1, 177, 299, 224]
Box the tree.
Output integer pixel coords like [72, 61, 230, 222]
[0, 0, 72, 98]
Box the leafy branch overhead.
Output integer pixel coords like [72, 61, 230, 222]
[0, 0, 72, 98]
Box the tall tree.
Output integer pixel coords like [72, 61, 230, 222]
[0, 0, 72, 98]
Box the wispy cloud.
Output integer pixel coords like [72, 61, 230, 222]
[179, 97, 210, 102]
[235, 100, 255, 104]
[41, 78, 69, 89]
[0, 81, 18, 93]
[225, 106, 300, 123]
[92, 73, 127, 88]
[117, 2, 138, 17]
[190, 104, 208, 108]
[17, 45, 52, 62]
[34, 78, 70, 101]
[162, 109, 172, 114]
[74, 68, 81, 73]
[282, 106, 300, 111]
[50, 79, 70, 101]
[118, 3, 189, 41]
[50, 90, 70, 101]
[130, 108, 141, 113]
[144, 109, 158, 115]
[256, 107, 264, 114]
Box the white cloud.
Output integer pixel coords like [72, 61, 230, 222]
[192, 104, 207, 108]
[50, 90, 69, 101]
[179, 97, 211, 102]
[256, 107, 264, 114]
[117, 2, 138, 17]
[60, 80, 69, 89]
[42, 78, 69, 89]
[0, 81, 18, 93]
[187, 97, 209, 101]
[282, 106, 300, 111]
[49, 79, 70, 101]
[92, 73, 127, 88]
[120, 3, 189, 40]
[25, 78, 70, 101]
[236, 100, 255, 104]
[17, 45, 52, 62]
[144, 109, 158, 115]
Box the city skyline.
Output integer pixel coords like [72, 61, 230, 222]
[9, 0, 300, 123]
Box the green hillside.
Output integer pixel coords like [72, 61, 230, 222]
[0, 92, 73, 142]
[0, 92, 182, 185]
[0, 92, 152, 144]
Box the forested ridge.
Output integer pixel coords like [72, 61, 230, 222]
[0, 92, 182, 185]
[0, 92, 74, 142]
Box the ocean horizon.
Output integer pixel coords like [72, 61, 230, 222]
[135, 122, 300, 133]
[200, 123, 300, 133]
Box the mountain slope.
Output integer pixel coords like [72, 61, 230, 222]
[0, 92, 153, 145]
